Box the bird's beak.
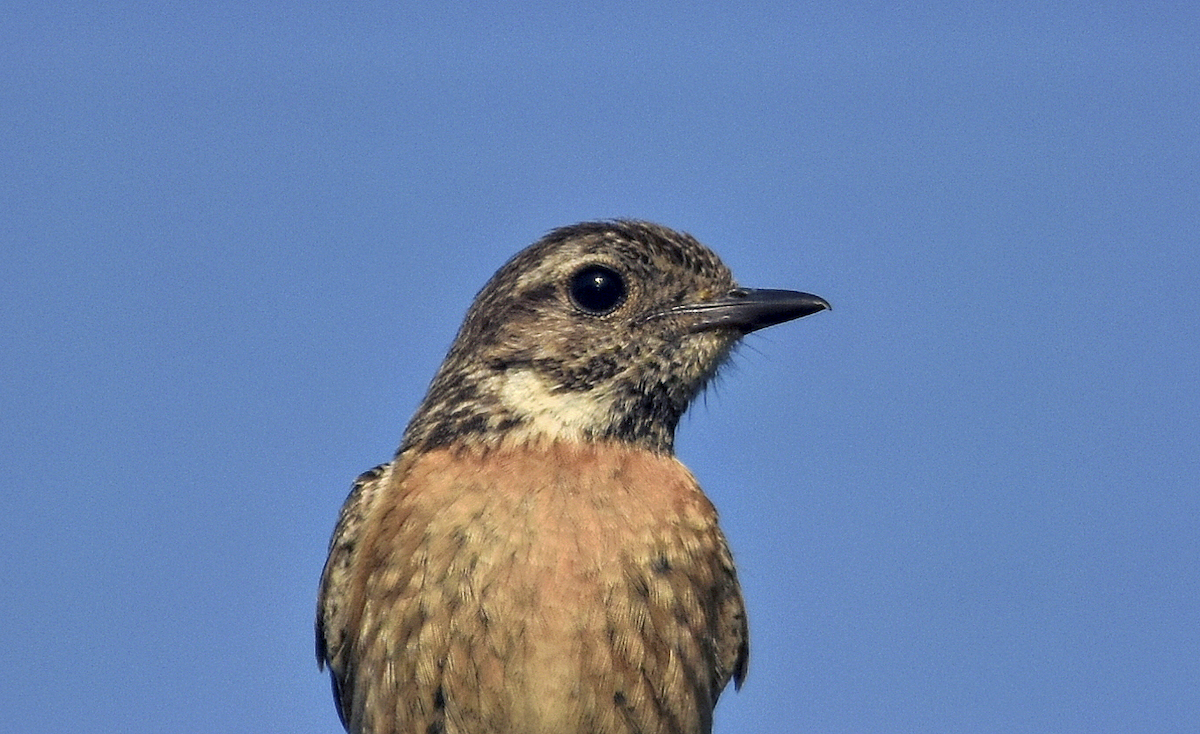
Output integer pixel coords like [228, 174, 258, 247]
[666, 288, 830, 334]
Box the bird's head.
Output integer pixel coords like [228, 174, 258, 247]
[401, 220, 829, 455]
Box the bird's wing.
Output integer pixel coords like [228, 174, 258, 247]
[316, 461, 394, 728]
[716, 537, 750, 691]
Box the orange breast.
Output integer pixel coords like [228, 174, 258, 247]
[349, 440, 735, 733]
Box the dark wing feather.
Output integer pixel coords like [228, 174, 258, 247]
[316, 462, 394, 728]
[712, 529, 750, 694]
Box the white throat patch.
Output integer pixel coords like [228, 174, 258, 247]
[497, 369, 614, 442]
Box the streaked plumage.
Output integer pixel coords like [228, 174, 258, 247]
[317, 221, 828, 734]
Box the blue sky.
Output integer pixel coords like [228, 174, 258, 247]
[3, 3, 1197, 732]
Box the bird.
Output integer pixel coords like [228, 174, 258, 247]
[316, 220, 829, 734]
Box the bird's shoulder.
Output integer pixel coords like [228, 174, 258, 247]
[315, 459, 400, 725]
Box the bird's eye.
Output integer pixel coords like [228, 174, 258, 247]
[569, 265, 626, 315]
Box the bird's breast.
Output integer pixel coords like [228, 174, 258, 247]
[351, 439, 731, 733]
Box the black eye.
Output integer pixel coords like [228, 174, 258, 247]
[569, 265, 626, 315]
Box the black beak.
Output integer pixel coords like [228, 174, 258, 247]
[667, 288, 830, 334]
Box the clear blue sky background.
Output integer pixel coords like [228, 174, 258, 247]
[3, 3, 1197, 733]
